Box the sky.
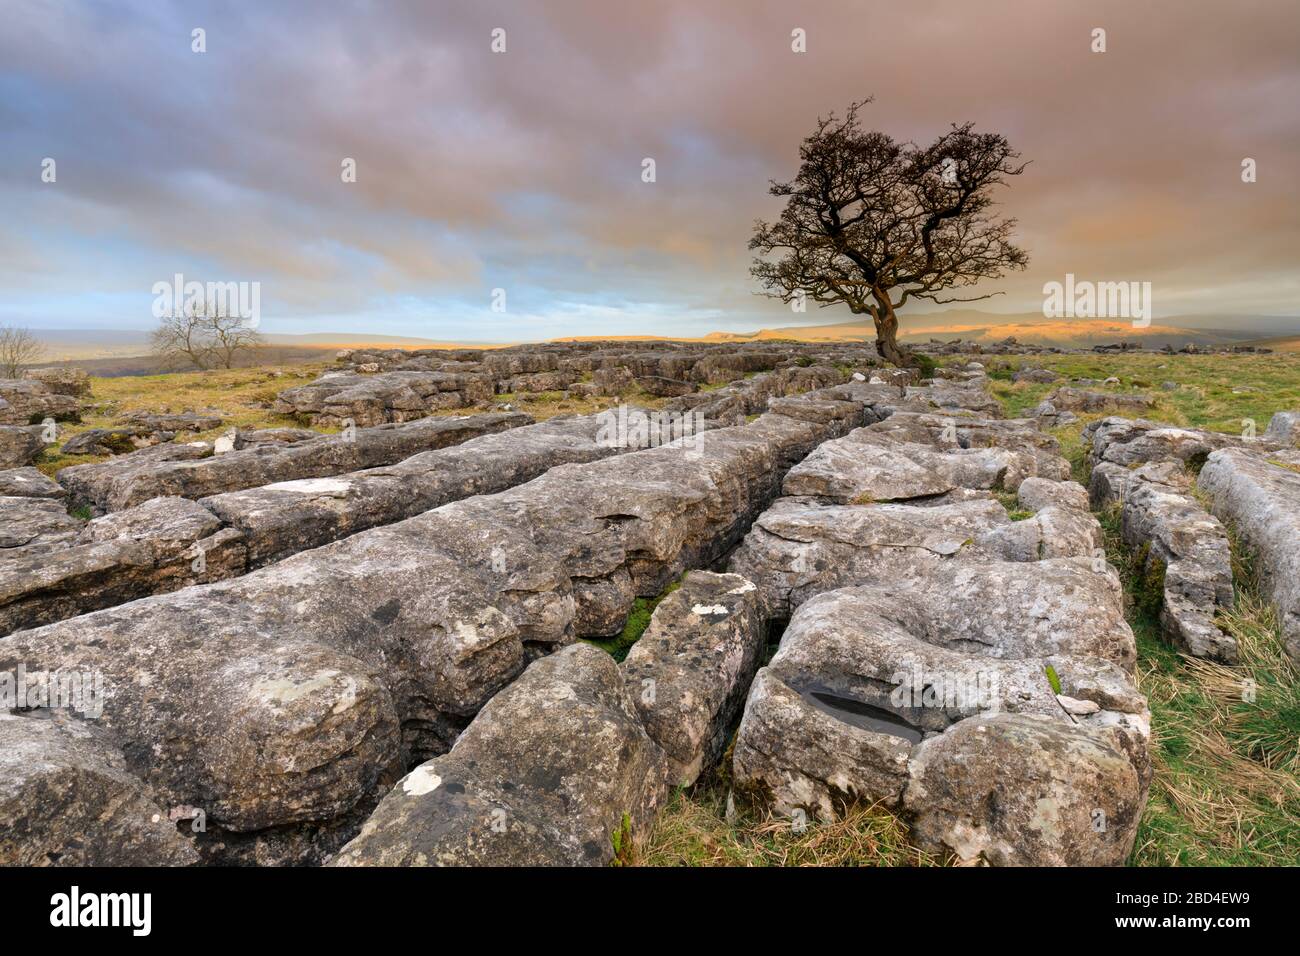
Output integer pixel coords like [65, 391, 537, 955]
[1, 0, 1297, 341]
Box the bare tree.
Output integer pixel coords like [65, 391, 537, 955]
[150, 300, 263, 370]
[750, 100, 1028, 367]
[0, 324, 44, 378]
[206, 309, 264, 369]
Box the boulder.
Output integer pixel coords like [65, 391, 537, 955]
[0, 467, 64, 500]
[1264, 410, 1300, 447]
[1199, 449, 1300, 663]
[0, 425, 43, 468]
[1012, 367, 1059, 383]
[22, 367, 90, 397]
[61, 426, 175, 456]
[0, 712, 199, 866]
[116, 411, 223, 433]
[0, 379, 80, 425]
[904, 713, 1145, 866]
[1084, 416, 1257, 469]
[1045, 387, 1154, 414]
[621, 571, 765, 785]
[332, 644, 670, 866]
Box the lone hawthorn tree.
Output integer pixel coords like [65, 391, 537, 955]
[750, 100, 1028, 367]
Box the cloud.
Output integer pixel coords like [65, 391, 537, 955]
[1, 0, 1296, 337]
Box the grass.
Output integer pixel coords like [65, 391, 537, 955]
[634, 756, 946, 867]
[32, 364, 333, 475]
[583, 579, 683, 662]
[25, 364, 669, 477]
[984, 351, 1300, 436]
[1101, 511, 1300, 865]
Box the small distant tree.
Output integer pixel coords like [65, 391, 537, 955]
[150, 300, 263, 370]
[0, 324, 44, 378]
[750, 99, 1029, 367]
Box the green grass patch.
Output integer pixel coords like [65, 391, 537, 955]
[583, 579, 683, 662]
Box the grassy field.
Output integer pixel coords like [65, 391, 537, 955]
[636, 349, 1300, 867]
[31, 363, 650, 476]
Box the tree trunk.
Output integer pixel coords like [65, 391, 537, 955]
[872, 304, 915, 368]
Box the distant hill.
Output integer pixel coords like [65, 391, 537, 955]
[23, 311, 1300, 365]
[691, 310, 1300, 350]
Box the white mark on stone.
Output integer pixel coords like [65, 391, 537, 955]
[263, 477, 352, 496]
[402, 765, 442, 796]
[692, 603, 729, 617]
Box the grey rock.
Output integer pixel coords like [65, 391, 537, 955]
[1045, 387, 1154, 414]
[732, 585, 1148, 862]
[0, 497, 245, 636]
[1121, 462, 1236, 661]
[59, 412, 528, 512]
[1264, 410, 1300, 447]
[0, 497, 83, 553]
[332, 644, 670, 866]
[1199, 449, 1300, 664]
[201, 414, 623, 568]
[1013, 368, 1059, 383]
[0, 395, 863, 860]
[237, 427, 321, 445]
[116, 411, 223, 433]
[783, 420, 1067, 503]
[728, 497, 1009, 618]
[61, 426, 174, 456]
[0, 425, 44, 469]
[0, 467, 64, 500]
[1085, 416, 1257, 469]
[621, 571, 765, 785]
[273, 369, 496, 426]
[0, 712, 200, 866]
[22, 367, 91, 397]
[0, 379, 81, 425]
[904, 713, 1144, 866]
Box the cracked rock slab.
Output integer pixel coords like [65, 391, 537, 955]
[332, 644, 669, 866]
[0, 712, 200, 866]
[1199, 448, 1300, 664]
[621, 571, 765, 786]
